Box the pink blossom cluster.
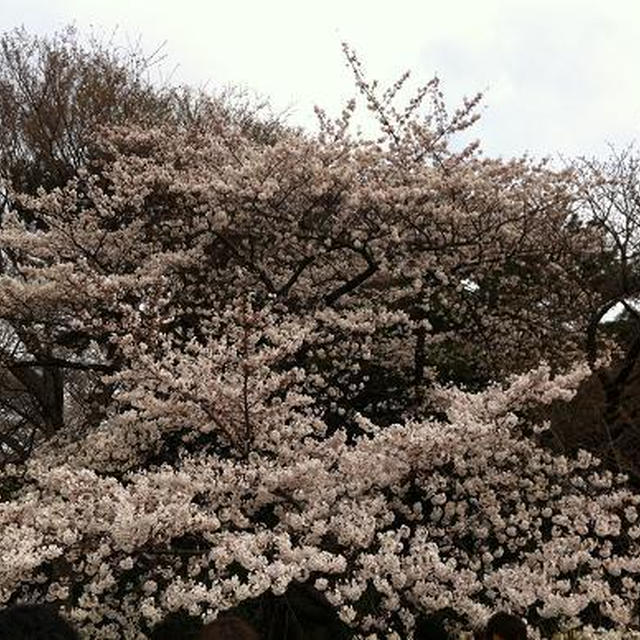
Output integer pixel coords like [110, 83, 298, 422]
[1, 362, 639, 638]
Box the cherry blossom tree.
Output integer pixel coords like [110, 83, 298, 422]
[0, 42, 638, 639]
[0, 46, 601, 448]
[0, 26, 290, 462]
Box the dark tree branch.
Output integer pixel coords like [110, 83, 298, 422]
[277, 255, 315, 297]
[324, 248, 378, 306]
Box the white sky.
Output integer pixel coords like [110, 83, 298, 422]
[1, 0, 640, 160]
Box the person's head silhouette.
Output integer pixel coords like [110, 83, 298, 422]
[0, 604, 79, 640]
[485, 612, 527, 640]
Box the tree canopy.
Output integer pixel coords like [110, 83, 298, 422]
[1, 28, 640, 640]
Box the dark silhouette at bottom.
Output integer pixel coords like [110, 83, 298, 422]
[0, 604, 79, 640]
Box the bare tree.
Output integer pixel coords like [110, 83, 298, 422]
[572, 146, 640, 473]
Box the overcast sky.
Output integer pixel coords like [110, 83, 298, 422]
[2, 0, 639, 160]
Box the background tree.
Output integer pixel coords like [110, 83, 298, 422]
[543, 148, 640, 480]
